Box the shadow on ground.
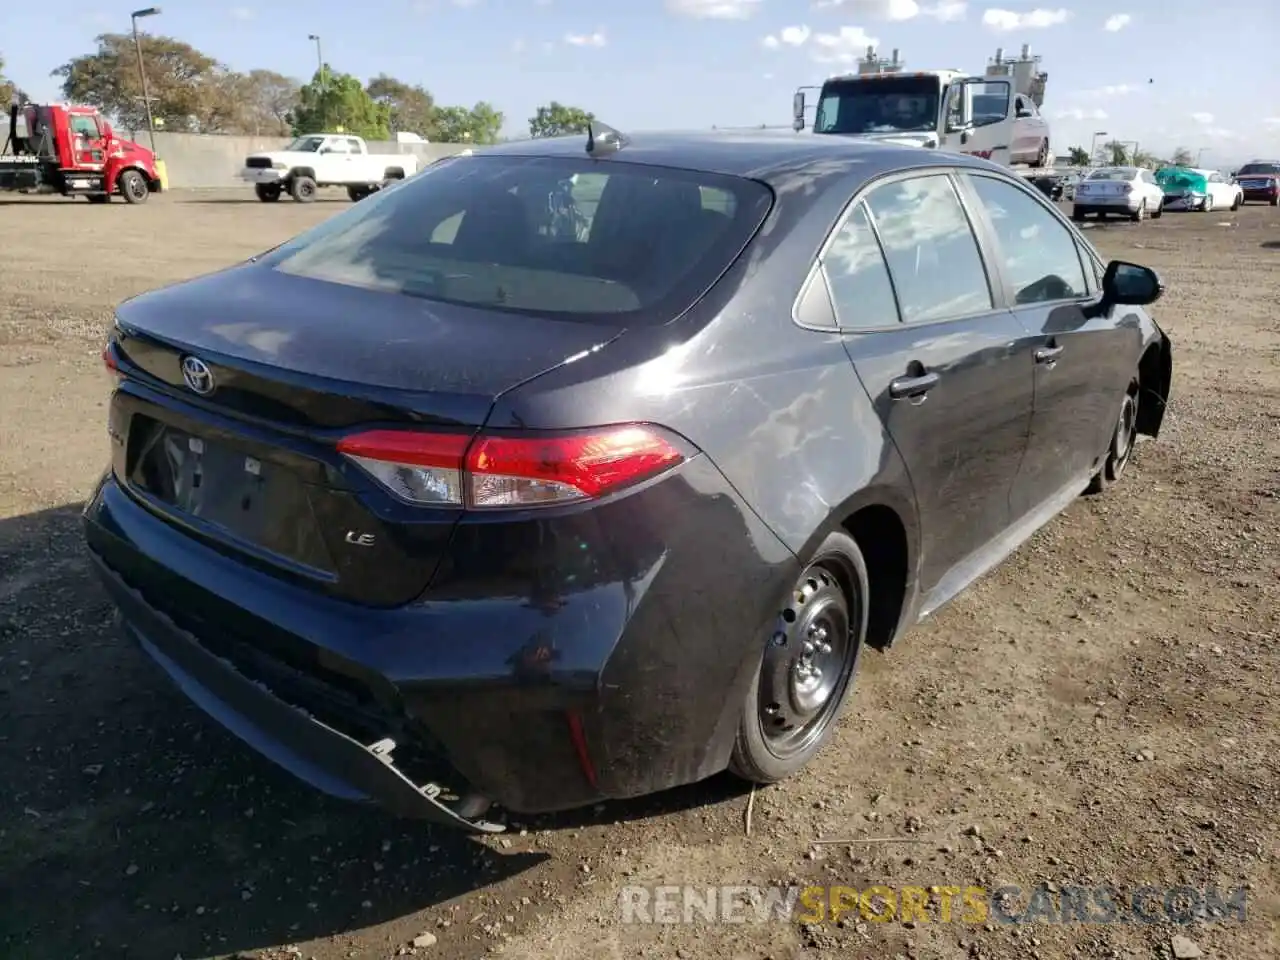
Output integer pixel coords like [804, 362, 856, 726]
[178, 197, 349, 205]
[0, 501, 741, 959]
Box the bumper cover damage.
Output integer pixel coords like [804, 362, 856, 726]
[92, 553, 506, 834]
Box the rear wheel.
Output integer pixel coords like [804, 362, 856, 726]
[1151, 198, 1164, 219]
[290, 175, 317, 203]
[118, 169, 149, 204]
[1086, 382, 1139, 495]
[1230, 192, 1241, 211]
[1271, 195, 1279, 206]
[1130, 200, 1147, 222]
[1035, 139, 1050, 168]
[1071, 207, 1086, 222]
[86, 194, 111, 204]
[729, 532, 868, 784]
[255, 183, 282, 203]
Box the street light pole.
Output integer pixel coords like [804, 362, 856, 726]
[130, 7, 161, 154]
[1090, 130, 1108, 165]
[307, 34, 325, 130]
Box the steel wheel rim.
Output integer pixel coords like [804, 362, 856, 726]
[125, 175, 144, 201]
[1113, 393, 1137, 474]
[758, 566, 856, 760]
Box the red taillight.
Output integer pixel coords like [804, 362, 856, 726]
[103, 343, 121, 378]
[336, 424, 685, 509]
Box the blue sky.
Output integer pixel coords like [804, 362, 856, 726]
[5, 0, 1278, 162]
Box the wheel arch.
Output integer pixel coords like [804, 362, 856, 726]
[287, 166, 317, 182]
[1135, 335, 1172, 438]
[382, 166, 406, 180]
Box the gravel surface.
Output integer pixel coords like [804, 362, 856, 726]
[1, 189, 1277, 960]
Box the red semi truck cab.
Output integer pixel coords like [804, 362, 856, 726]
[1, 101, 164, 203]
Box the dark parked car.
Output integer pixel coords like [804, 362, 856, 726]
[86, 129, 1173, 832]
[1232, 160, 1280, 205]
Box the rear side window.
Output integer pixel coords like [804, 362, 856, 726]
[821, 203, 899, 330]
[863, 175, 993, 324]
[267, 155, 773, 324]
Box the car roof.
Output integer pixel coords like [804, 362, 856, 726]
[475, 129, 995, 185]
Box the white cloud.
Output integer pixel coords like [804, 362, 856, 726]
[1075, 83, 1137, 98]
[1265, 118, 1280, 127]
[511, 38, 526, 52]
[1190, 112, 1214, 124]
[565, 29, 606, 46]
[229, 6, 254, 19]
[452, 0, 481, 6]
[982, 7, 1070, 31]
[924, 1, 968, 20]
[813, 0, 920, 19]
[667, 0, 761, 19]
[763, 25, 813, 48]
[1055, 108, 1107, 121]
[811, 26, 881, 64]
[1103, 13, 1131, 31]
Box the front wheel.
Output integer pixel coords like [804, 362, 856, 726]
[1086, 384, 1139, 495]
[290, 175, 317, 203]
[729, 532, 869, 784]
[1203, 194, 1214, 213]
[118, 169, 149, 204]
[1270, 196, 1279, 206]
[1035, 139, 1050, 168]
[255, 183, 282, 203]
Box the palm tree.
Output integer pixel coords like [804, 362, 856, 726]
[1103, 140, 1129, 166]
[1067, 146, 1090, 166]
[1132, 149, 1156, 169]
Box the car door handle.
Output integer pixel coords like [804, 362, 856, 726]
[1034, 344, 1064, 364]
[889, 372, 940, 400]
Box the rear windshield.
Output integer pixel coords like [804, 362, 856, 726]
[1087, 168, 1136, 180]
[266, 155, 773, 324]
[1238, 162, 1280, 175]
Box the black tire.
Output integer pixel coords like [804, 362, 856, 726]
[729, 531, 869, 784]
[1035, 139, 1050, 169]
[347, 185, 370, 202]
[255, 183, 282, 203]
[1230, 193, 1241, 211]
[1071, 207, 1086, 222]
[290, 175, 317, 203]
[1151, 198, 1163, 219]
[118, 169, 149, 204]
[1130, 200, 1146, 223]
[1270, 196, 1279, 206]
[1202, 194, 1214, 213]
[86, 194, 111, 204]
[1086, 382, 1139, 495]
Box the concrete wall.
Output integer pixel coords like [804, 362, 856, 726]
[120, 131, 475, 189]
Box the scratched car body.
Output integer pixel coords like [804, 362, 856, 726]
[85, 130, 1172, 832]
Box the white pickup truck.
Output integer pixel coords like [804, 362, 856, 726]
[240, 133, 419, 203]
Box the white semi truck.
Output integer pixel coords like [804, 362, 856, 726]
[792, 44, 1057, 176]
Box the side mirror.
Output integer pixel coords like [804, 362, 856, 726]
[792, 91, 806, 132]
[1102, 260, 1163, 306]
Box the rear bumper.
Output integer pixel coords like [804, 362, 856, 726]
[1073, 197, 1140, 213]
[93, 552, 505, 832]
[85, 459, 795, 821]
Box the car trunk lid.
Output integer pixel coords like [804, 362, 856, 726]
[110, 263, 619, 606]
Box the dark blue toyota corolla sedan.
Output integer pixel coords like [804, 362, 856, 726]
[86, 129, 1172, 832]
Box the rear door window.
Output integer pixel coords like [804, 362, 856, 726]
[268, 156, 773, 324]
[862, 174, 993, 323]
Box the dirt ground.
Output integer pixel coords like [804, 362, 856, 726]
[0, 187, 1276, 960]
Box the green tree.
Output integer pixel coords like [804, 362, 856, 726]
[1171, 146, 1193, 166]
[432, 101, 503, 144]
[236, 69, 301, 136]
[366, 75, 436, 138]
[1067, 145, 1090, 166]
[290, 66, 390, 139]
[1103, 140, 1129, 165]
[52, 33, 226, 131]
[1, 53, 30, 106]
[528, 101, 594, 139]
[1131, 149, 1156, 170]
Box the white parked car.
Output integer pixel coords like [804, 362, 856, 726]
[1071, 166, 1165, 222]
[240, 134, 419, 204]
[1154, 166, 1243, 213]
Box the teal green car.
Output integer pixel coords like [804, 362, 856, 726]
[1155, 167, 1243, 212]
